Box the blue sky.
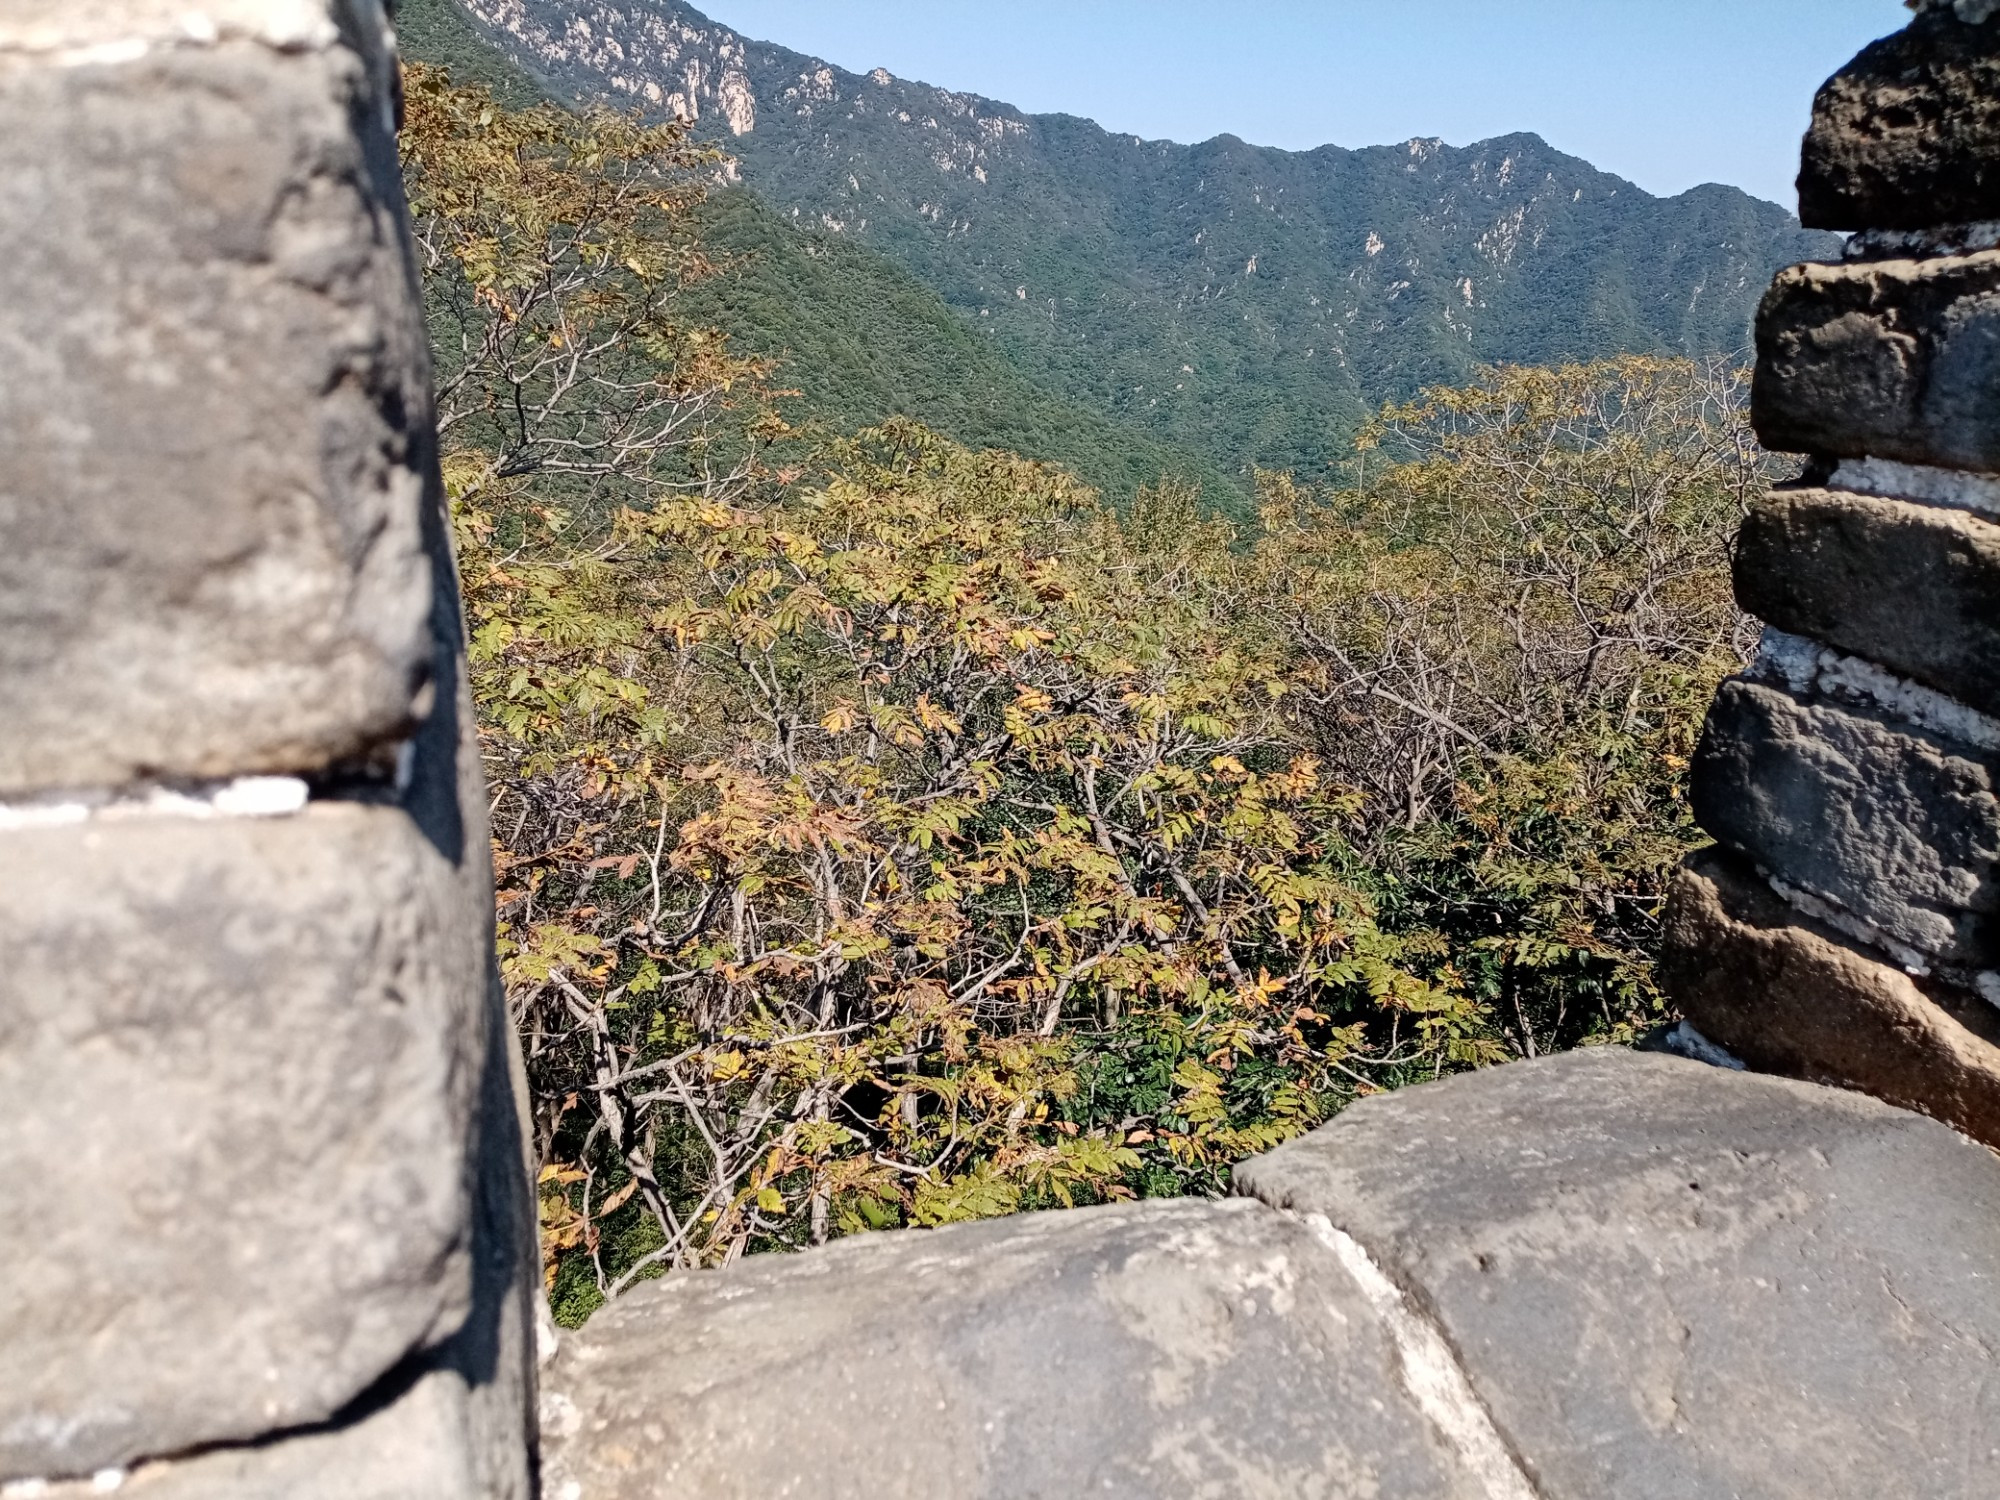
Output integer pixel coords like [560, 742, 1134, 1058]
[694, 0, 1914, 209]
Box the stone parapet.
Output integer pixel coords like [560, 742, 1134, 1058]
[1753, 250, 2000, 472]
[1661, 848, 2000, 1148]
[1799, 1, 2000, 230]
[539, 1053, 2000, 1500]
[1663, 0, 2000, 1173]
[1235, 1050, 2000, 1499]
[0, 2, 536, 1492]
[1690, 674, 2000, 969]
[1736, 486, 2000, 715]
[545, 1197, 1509, 1500]
[0, 0, 434, 795]
[0, 804, 486, 1478]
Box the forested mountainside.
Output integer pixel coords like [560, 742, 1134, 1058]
[396, 0, 1237, 501]
[392, 16, 1776, 1308]
[436, 0, 1840, 495]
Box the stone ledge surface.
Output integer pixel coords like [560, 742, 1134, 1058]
[0, 803, 489, 1481]
[540, 1197, 1504, 1500]
[0, 10, 433, 794]
[1753, 251, 2000, 470]
[1736, 487, 2000, 717]
[1799, 4, 2000, 231]
[1234, 1049, 2000, 1499]
[1691, 675, 2000, 966]
[1660, 847, 2000, 1148]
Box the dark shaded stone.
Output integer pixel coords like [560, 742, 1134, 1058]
[1235, 1049, 2000, 1500]
[1753, 251, 2000, 470]
[1736, 487, 2000, 716]
[1660, 846, 2000, 1148]
[1691, 675, 2000, 966]
[1799, 4, 2000, 231]
[540, 1198, 1510, 1500]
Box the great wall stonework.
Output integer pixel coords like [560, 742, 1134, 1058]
[0, 3, 536, 1494]
[2, 2, 1999, 1497]
[1660, 0, 2000, 1153]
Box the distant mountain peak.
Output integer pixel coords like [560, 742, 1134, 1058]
[441, 0, 1838, 495]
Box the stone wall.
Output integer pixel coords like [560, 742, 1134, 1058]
[0, 3, 537, 1493]
[4, 4, 1998, 1498]
[1659, 0, 2000, 1150]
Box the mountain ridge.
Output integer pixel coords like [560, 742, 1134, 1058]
[434, 0, 1842, 494]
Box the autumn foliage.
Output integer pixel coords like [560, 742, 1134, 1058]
[401, 67, 1765, 1324]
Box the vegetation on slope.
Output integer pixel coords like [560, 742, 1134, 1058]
[441, 0, 1840, 500]
[401, 68, 1765, 1325]
[394, 0, 1231, 508]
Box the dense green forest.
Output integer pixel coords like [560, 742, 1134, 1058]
[396, 0, 1235, 505]
[397, 46, 1766, 1324]
[429, 0, 1838, 510]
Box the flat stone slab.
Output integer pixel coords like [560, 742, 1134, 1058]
[1754, 251, 2000, 472]
[0, 803, 489, 1480]
[1799, 4, 2000, 231]
[1235, 1049, 2000, 1500]
[540, 1197, 1513, 1500]
[1692, 675, 2000, 967]
[0, 8, 435, 794]
[1737, 487, 2000, 719]
[1661, 847, 2000, 1149]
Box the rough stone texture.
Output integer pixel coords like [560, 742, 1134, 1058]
[0, 4, 436, 795]
[1799, 4, 2000, 231]
[1235, 1049, 2000, 1500]
[1753, 250, 2000, 471]
[0, 1, 359, 55]
[19, 1362, 514, 1500]
[1660, 847, 2000, 1148]
[540, 1197, 1507, 1500]
[1736, 486, 2000, 717]
[0, 803, 489, 1481]
[1690, 674, 2000, 966]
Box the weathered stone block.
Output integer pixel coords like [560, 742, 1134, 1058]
[1753, 251, 2000, 470]
[19, 1358, 514, 1500]
[1235, 1049, 2000, 1499]
[1799, 3, 2000, 231]
[1660, 847, 2000, 1147]
[1736, 487, 2000, 716]
[0, 4, 436, 795]
[1691, 675, 2000, 966]
[0, 803, 490, 1480]
[540, 1198, 1511, 1499]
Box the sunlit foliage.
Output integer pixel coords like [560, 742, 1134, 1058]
[402, 69, 1758, 1325]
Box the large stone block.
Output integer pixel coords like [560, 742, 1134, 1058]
[1659, 847, 2000, 1148]
[1753, 251, 2000, 470]
[1691, 675, 2000, 966]
[1234, 1049, 2000, 1499]
[0, 2, 436, 795]
[0, 802, 491, 1481]
[1798, 3, 2000, 231]
[540, 1198, 1517, 1499]
[18, 1357, 517, 1500]
[1736, 487, 2000, 716]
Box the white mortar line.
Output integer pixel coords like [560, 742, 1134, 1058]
[0, 777, 309, 832]
[1749, 628, 2000, 753]
[1298, 1213, 1540, 1500]
[1828, 457, 2000, 520]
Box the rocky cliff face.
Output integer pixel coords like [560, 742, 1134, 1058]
[444, 0, 1841, 480]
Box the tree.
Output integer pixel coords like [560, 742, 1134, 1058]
[402, 69, 1759, 1324]
[1260, 357, 1771, 1058]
